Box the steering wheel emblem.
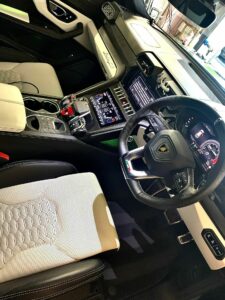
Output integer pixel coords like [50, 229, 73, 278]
[158, 144, 169, 153]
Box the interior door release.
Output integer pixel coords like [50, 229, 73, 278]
[48, 0, 76, 23]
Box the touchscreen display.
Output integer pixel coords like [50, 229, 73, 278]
[90, 91, 124, 127]
[128, 75, 155, 108]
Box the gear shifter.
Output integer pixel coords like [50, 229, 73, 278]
[59, 95, 91, 137]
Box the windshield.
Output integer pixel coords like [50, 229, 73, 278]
[144, 0, 225, 90]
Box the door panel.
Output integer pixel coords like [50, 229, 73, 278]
[33, 0, 93, 52]
[32, 0, 117, 79]
[0, 0, 107, 93]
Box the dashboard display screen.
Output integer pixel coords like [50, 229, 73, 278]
[189, 122, 220, 171]
[128, 75, 154, 108]
[90, 91, 124, 127]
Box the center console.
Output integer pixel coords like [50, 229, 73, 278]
[56, 52, 183, 140]
[19, 52, 184, 143]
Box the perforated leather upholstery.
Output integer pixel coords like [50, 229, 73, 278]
[0, 172, 119, 283]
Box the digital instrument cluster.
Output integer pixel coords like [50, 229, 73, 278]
[90, 91, 124, 127]
[181, 113, 220, 172]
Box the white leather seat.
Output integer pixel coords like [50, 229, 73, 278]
[0, 62, 63, 98]
[0, 172, 119, 283]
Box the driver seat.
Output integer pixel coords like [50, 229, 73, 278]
[0, 160, 119, 299]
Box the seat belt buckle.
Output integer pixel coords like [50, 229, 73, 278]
[0, 152, 10, 165]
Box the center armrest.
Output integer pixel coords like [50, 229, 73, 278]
[0, 83, 26, 133]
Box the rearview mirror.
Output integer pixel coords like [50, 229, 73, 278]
[168, 0, 216, 28]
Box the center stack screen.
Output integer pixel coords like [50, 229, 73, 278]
[90, 90, 124, 127]
[128, 75, 155, 108]
[123, 69, 157, 109]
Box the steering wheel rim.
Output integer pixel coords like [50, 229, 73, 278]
[119, 96, 225, 210]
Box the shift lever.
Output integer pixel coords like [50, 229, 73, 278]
[59, 95, 91, 137]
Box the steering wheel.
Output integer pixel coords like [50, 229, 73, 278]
[119, 96, 225, 210]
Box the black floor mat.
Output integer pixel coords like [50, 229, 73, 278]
[102, 201, 180, 299]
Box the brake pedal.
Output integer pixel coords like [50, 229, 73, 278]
[164, 209, 182, 225]
[177, 233, 193, 245]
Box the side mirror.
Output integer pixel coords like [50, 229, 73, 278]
[168, 0, 216, 28]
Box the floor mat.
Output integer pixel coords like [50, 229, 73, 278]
[102, 202, 180, 299]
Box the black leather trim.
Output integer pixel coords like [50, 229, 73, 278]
[0, 46, 37, 62]
[0, 160, 77, 189]
[0, 259, 104, 299]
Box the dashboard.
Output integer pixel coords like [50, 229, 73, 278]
[88, 21, 225, 269]
[74, 4, 225, 271]
[123, 53, 184, 109]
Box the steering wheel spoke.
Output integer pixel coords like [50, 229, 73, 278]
[171, 167, 196, 195]
[121, 147, 160, 180]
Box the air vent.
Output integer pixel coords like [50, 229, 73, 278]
[113, 85, 135, 116]
[138, 53, 163, 77]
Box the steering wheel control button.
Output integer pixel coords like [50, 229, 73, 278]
[202, 230, 225, 260]
[173, 171, 189, 192]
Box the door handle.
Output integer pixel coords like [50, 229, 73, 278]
[49, 0, 67, 17]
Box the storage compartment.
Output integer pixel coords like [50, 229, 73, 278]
[27, 116, 40, 131]
[24, 98, 60, 114]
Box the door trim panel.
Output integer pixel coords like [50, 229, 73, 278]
[33, 0, 118, 79]
[33, 0, 92, 51]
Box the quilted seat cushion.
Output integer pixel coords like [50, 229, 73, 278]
[0, 173, 119, 283]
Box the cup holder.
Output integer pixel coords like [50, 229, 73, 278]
[24, 98, 59, 114]
[27, 115, 66, 133]
[42, 101, 59, 113]
[27, 116, 40, 131]
[24, 99, 41, 111]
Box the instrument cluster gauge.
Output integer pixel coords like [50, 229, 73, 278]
[198, 140, 220, 171]
[177, 110, 220, 172]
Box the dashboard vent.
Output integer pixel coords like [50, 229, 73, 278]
[113, 85, 135, 117]
[138, 53, 163, 77]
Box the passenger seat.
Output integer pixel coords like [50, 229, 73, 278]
[0, 62, 63, 98]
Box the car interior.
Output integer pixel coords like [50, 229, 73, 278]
[0, 0, 225, 299]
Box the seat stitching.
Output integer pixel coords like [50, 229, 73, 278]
[0, 265, 104, 299]
[36, 275, 102, 300]
[0, 161, 76, 174]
